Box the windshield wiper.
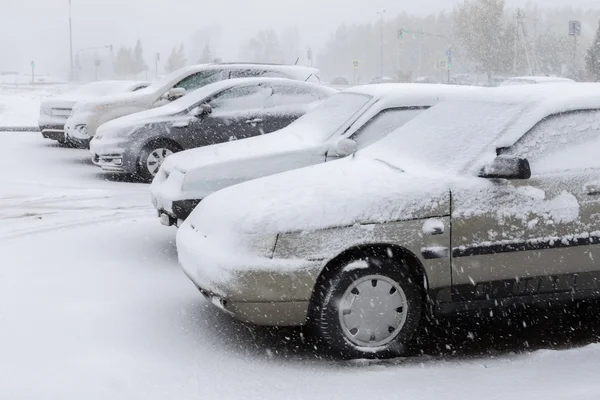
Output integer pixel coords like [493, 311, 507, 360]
[373, 158, 404, 173]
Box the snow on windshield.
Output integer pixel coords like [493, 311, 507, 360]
[360, 100, 529, 174]
[285, 92, 372, 143]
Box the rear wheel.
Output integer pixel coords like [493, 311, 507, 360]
[137, 141, 181, 182]
[313, 257, 423, 359]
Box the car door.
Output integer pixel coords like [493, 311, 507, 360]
[451, 110, 600, 303]
[260, 84, 326, 134]
[182, 84, 274, 147]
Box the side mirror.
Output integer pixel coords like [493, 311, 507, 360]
[329, 138, 358, 157]
[164, 87, 186, 100]
[479, 156, 531, 180]
[191, 103, 212, 117]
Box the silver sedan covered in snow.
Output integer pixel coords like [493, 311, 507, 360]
[150, 83, 483, 226]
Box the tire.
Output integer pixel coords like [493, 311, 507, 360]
[137, 140, 181, 183]
[313, 257, 423, 359]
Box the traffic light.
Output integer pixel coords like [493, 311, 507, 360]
[398, 29, 404, 39]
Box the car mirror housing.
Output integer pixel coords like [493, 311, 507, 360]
[330, 138, 358, 157]
[191, 103, 212, 117]
[165, 88, 186, 100]
[479, 156, 531, 180]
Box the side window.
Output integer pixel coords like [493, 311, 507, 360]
[350, 107, 428, 149]
[265, 85, 321, 108]
[229, 69, 287, 79]
[504, 110, 600, 174]
[229, 69, 264, 79]
[209, 85, 273, 112]
[174, 70, 223, 91]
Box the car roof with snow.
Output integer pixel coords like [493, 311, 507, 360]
[500, 76, 574, 85]
[343, 83, 487, 107]
[199, 63, 319, 81]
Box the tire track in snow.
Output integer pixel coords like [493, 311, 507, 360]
[0, 209, 152, 242]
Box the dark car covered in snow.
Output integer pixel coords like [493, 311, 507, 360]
[89, 77, 334, 181]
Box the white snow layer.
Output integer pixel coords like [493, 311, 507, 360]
[3, 133, 600, 399]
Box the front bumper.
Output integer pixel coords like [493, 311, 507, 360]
[176, 222, 323, 326]
[89, 137, 139, 174]
[152, 196, 200, 227]
[39, 126, 65, 142]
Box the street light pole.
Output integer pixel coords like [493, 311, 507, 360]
[377, 10, 385, 78]
[69, 0, 74, 81]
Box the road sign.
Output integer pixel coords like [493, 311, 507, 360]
[446, 49, 453, 57]
[569, 20, 581, 36]
[352, 60, 360, 68]
[438, 60, 448, 70]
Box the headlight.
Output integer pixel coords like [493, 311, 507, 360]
[77, 125, 88, 136]
[96, 104, 109, 111]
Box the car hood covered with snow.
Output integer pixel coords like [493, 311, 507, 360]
[73, 90, 151, 111]
[185, 156, 454, 235]
[96, 103, 183, 136]
[161, 128, 315, 174]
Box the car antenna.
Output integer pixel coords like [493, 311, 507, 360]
[294, 57, 300, 65]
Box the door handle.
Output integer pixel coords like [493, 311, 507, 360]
[245, 118, 263, 124]
[584, 180, 600, 195]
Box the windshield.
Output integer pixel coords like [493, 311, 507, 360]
[360, 100, 529, 174]
[139, 68, 197, 93]
[285, 92, 372, 143]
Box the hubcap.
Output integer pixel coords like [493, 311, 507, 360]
[338, 274, 408, 348]
[146, 148, 173, 176]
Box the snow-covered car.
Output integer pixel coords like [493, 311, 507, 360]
[150, 84, 482, 226]
[38, 80, 149, 143]
[90, 78, 334, 181]
[177, 83, 600, 358]
[64, 63, 320, 148]
[499, 76, 574, 86]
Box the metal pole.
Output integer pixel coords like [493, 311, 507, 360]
[417, 38, 422, 78]
[447, 54, 451, 83]
[377, 10, 385, 77]
[69, 0, 73, 80]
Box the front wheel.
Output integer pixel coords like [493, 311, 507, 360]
[137, 141, 180, 182]
[313, 257, 423, 359]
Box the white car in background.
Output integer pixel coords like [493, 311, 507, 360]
[499, 76, 574, 86]
[64, 63, 320, 148]
[38, 80, 149, 144]
[150, 84, 483, 226]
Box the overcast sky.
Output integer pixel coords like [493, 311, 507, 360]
[1, 0, 598, 77]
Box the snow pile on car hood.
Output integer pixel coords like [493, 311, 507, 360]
[162, 129, 310, 174]
[185, 157, 453, 235]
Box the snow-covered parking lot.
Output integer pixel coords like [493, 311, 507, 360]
[3, 131, 600, 399]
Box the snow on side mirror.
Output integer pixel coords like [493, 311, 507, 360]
[190, 103, 212, 118]
[330, 138, 358, 157]
[479, 156, 531, 180]
[165, 88, 186, 100]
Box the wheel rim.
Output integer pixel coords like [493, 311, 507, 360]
[146, 148, 173, 176]
[338, 274, 408, 348]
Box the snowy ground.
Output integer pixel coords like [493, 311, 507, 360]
[3, 132, 600, 399]
[0, 85, 72, 129]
